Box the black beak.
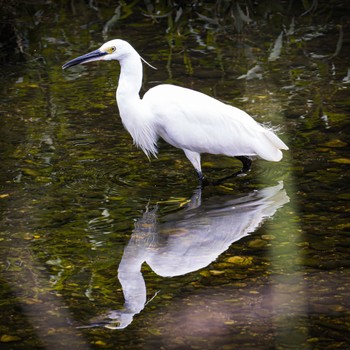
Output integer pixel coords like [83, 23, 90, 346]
[62, 49, 107, 70]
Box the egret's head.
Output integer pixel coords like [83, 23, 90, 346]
[62, 39, 134, 70]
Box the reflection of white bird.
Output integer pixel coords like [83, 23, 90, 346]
[84, 182, 289, 329]
[63, 39, 289, 183]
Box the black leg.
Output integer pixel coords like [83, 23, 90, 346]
[195, 157, 251, 186]
[235, 156, 252, 174]
[196, 170, 210, 187]
[211, 156, 252, 185]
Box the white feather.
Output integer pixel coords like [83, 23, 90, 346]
[143, 84, 288, 161]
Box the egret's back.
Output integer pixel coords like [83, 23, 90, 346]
[143, 84, 288, 161]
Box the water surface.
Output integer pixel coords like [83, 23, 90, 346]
[0, 1, 349, 349]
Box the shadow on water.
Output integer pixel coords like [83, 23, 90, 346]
[81, 182, 289, 330]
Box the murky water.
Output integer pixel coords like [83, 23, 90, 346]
[1, 1, 349, 349]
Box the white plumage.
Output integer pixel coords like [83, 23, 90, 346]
[63, 39, 288, 183]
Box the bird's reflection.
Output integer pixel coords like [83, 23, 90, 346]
[85, 182, 289, 329]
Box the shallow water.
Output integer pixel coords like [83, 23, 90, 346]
[1, 1, 349, 349]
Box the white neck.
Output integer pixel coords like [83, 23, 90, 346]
[116, 50, 143, 101]
[115, 50, 158, 157]
[115, 50, 143, 135]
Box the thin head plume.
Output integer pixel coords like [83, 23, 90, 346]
[140, 55, 157, 70]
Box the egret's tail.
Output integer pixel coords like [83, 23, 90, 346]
[265, 129, 289, 150]
[256, 130, 289, 162]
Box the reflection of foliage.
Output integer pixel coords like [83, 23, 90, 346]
[1, 2, 349, 347]
[1, 0, 348, 63]
[0, 0, 28, 62]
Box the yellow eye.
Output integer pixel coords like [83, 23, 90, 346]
[107, 46, 116, 54]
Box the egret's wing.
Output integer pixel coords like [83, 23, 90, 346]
[143, 84, 287, 161]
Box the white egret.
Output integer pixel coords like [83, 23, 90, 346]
[62, 39, 288, 183]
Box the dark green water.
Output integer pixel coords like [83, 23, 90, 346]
[1, 1, 349, 349]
